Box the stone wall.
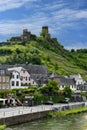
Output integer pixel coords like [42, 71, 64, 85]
[0, 102, 85, 126]
[0, 111, 49, 126]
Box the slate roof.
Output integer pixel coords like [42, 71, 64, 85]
[77, 83, 87, 91]
[21, 64, 48, 74]
[0, 64, 49, 85]
[30, 74, 49, 85]
[50, 73, 76, 86]
[58, 76, 76, 86]
[0, 64, 48, 75]
[0, 68, 11, 75]
[8, 67, 25, 73]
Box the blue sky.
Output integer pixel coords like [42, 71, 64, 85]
[0, 0, 87, 49]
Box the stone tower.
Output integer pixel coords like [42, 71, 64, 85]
[41, 26, 51, 38]
[22, 29, 31, 41]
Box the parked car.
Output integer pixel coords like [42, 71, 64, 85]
[63, 98, 70, 103]
[59, 98, 70, 103]
[43, 101, 54, 105]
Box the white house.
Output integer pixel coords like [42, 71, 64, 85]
[50, 72, 77, 91]
[8, 67, 37, 89]
[69, 74, 85, 85]
[20, 67, 37, 86]
[9, 70, 21, 89]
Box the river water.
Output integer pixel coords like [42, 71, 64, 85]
[9, 113, 87, 130]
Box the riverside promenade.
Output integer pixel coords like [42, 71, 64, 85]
[0, 102, 85, 126]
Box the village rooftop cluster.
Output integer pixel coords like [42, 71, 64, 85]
[0, 64, 86, 91]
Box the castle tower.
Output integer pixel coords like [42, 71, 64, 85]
[22, 29, 31, 41]
[42, 26, 48, 34]
[41, 26, 51, 38]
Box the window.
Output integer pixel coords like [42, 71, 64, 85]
[16, 81, 19, 86]
[2, 84, 5, 89]
[29, 77, 30, 81]
[2, 77, 5, 82]
[23, 70, 25, 73]
[26, 77, 27, 80]
[12, 81, 15, 86]
[0, 84, 1, 89]
[21, 76, 23, 81]
[0, 69, 5, 74]
[16, 75, 19, 79]
[6, 85, 9, 89]
[12, 74, 14, 78]
[6, 77, 9, 82]
[0, 76, 1, 82]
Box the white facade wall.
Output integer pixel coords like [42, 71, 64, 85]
[10, 71, 21, 89]
[70, 74, 85, 85]
[70, 85, 76, 91]
[59, 85, 76, 91]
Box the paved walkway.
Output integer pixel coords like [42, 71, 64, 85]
[0, 102, 85, 119]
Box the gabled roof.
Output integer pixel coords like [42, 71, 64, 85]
[50, 71, 58, 78]
[0, 64, 48, 75]
[8, 67, 25, 73]
[0, 68, 11, 75]
[69, 74, 82, 79]
[22, 64, 48, 74]
[52, 75, 76, 86]
[30, 74, 49, 85]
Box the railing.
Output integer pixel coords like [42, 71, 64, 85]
[0, 105, 52, 118]
[0, 102, 85, 119]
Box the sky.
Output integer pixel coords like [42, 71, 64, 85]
[0, 0, 87, 50]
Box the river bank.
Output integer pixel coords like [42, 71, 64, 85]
[49, 106, 87, 117]
[0, 102, 85, 127]
[8, 113, 87, 130]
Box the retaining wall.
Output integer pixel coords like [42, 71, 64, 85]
[0, 102, 85, 126]
[0, 110, 49, 126]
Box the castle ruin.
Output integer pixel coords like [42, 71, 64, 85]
[41, 26, 51, 39]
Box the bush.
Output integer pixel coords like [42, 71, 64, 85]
[0, 125, 6, 130]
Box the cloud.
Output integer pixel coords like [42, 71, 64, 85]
[0, 8, 87, 38]
[0, 0, 87, 49]
[65, 42, 87, 50]
[0, 0, 37, 11]
[75, 10, 87, 18]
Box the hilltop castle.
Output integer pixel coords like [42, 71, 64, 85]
[8, 26, 51, 43]
[8, 29, 31, 43]
[40, 26, 51, 39]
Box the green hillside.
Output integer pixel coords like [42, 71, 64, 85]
[0, 36, 87, 80]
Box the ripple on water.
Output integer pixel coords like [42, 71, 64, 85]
[10, 113, 87, 130]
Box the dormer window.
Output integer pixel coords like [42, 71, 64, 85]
[0, 69, 5, 74]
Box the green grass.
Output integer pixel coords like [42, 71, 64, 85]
[0, 37, 87, 80]
[0, 125, 6, 130]
[48, 106, 87, 117]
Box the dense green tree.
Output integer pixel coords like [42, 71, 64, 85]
[30, 55, 42, 65]
[63, 86, 73, 98]
[40, 80, 59, 96]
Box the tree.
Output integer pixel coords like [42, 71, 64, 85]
[40, 80, 59, 96]
[54, 62, 59, 70]
[30, 55, 42, 65]
[71, 49, 75, 52]
[63, 86, 73, 98]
